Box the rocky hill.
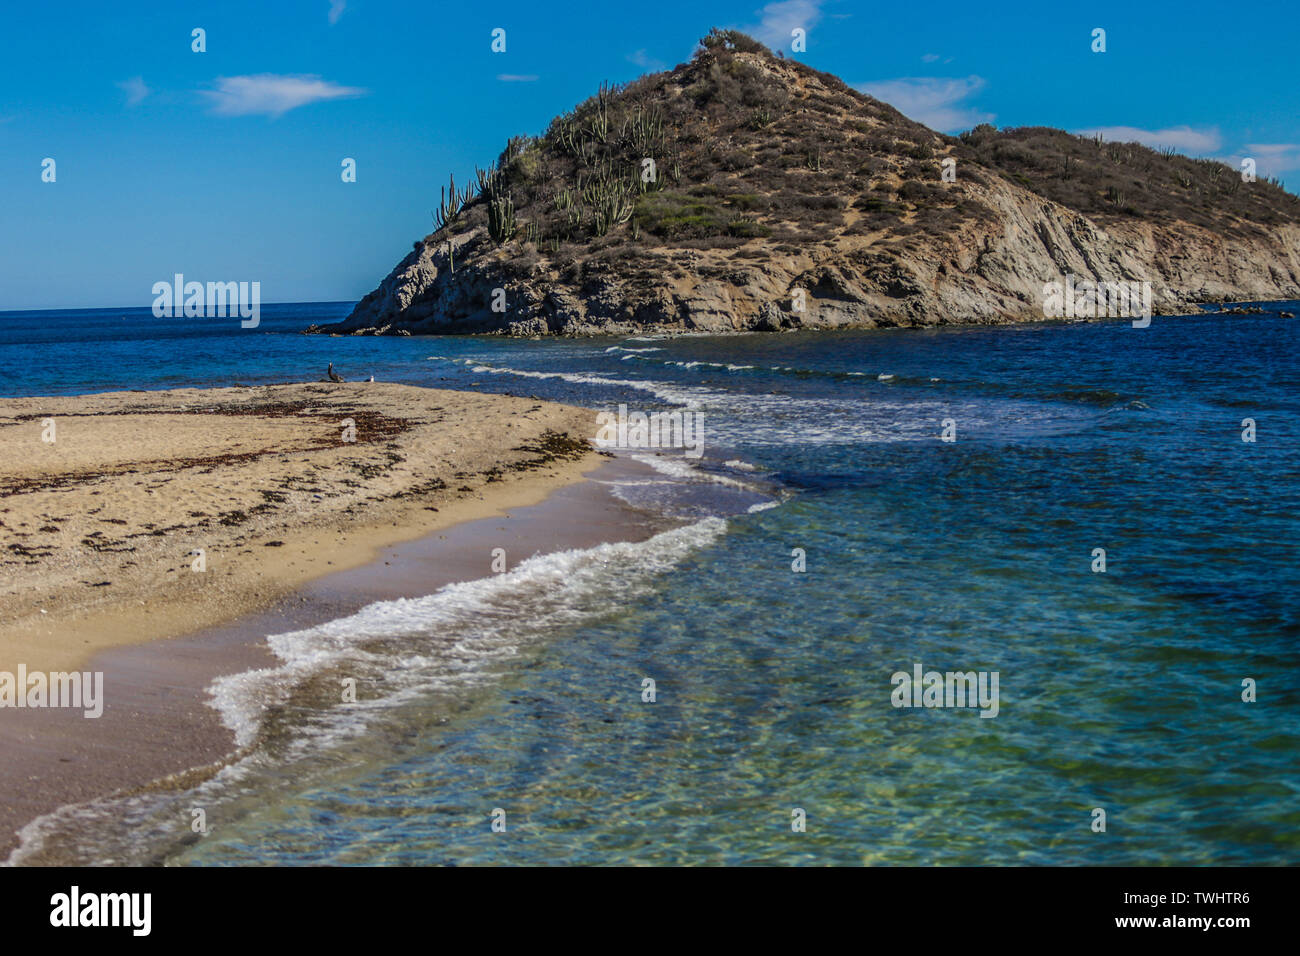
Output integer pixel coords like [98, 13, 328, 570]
[311, 29, 1300, 337]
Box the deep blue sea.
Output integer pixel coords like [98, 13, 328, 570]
[5, 301, 1299, 865]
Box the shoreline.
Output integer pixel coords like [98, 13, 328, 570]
[1, 445, 672, 862]
[0, 380, 657, 859]
[0, 381, 605, 673]
[306, 296, 1300, 338]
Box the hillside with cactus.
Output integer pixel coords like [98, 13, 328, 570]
[312, 29, 1300, 337]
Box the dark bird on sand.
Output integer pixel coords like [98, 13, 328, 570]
[326, 363, 346, 383]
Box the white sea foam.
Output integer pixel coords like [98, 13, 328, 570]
[5, 516, 729, 867]
[210, 517, 728, 750]
[426, 355, 1053, 447]
[670, 360, 756, 371]
[627, 453, 761, 491]
[428, 355, 712, 408]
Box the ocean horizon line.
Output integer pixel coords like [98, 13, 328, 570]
[0, 299, 358, 317]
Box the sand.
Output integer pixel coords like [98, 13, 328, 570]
[0, 382, 604, 672]
[1, 457, 666, 862]
[0, 382, 662, 860]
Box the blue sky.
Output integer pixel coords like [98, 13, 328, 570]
[2, 0, 1297, 310]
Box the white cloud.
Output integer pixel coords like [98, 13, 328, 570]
[497, 74, 539, 83]
[628, 49, 666, 72]
[1244, 143, 1300, 159]
[1233, 143, 1300, 178]
[201, 74, 365, 117]
[749, 0, 826, 51]
[117, 76, 150, 107]
[328, 0, 346, 25]
[854, 76, 993, 132]
[1073, 125, 1222, 154]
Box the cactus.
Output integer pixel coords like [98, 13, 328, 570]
[575, 164, 637, 237]
[499, 135, 531, 167]
[432, 172, 473, 232]
[476, 163, 502, 196]
[488, 193, 516, 244]
[620, 106, 665, 153]
[588, 81, 614, 143]
[555, 120, 582, 156]
[591, 185, 634, 236]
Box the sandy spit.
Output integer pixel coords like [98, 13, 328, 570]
[0, 381, 603, 671]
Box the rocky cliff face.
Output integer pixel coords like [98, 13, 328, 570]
[312, 31, 1300, 338]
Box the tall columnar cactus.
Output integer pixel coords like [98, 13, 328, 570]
[576, 165, 636, 237]
[556, 120, 580, 156]
[591, 184, 634, 236]
[475, 163, 501, 195]
[588, 81, 614, 143]
[433, 172, 474, 232]
[488, 194, 516, 244]
[621, 107, 665, 153]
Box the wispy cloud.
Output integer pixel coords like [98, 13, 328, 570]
[854, 76, 993, 133]
[1243, 142, 1300, 168]
[328, 0, 346, 25]
[748, 0, 826, 51]
[1074, 125, 1222, 154]
[1246, 143, 1299, 156]
[628, 49, 666, 72]
[497, 74, 539, 83]
[1223, 143, 1300, 178]
[117, 76, 150, 107]
[201, 74, 365, 117]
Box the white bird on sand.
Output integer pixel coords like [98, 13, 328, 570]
[326, 362, 346, 383]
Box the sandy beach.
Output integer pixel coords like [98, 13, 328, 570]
[0, 382, 631, 858]
[1, 451, 665, 863]
[0, 381, 642, 857]
[0, 382, 604, 672]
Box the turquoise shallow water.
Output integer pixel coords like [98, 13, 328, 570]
[6, 303, 1299, 865]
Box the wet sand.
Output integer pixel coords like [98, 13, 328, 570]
[1, 456, 666, 862]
